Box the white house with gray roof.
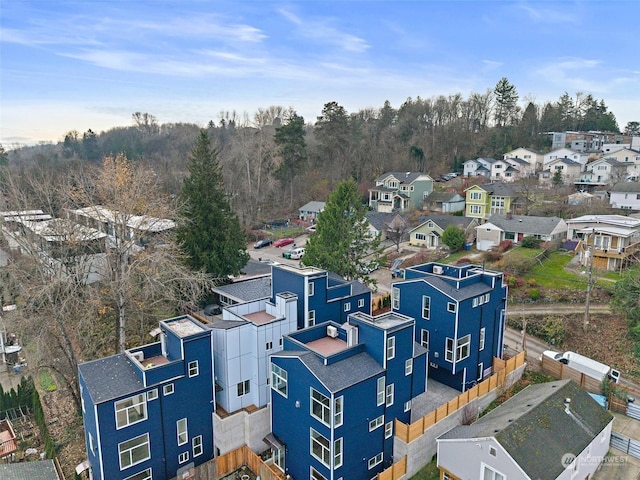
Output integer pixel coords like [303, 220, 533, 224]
[610, 182, 640, 210]
[475, 214, 567, 251]
[298, 201, 325, 222]
[437, 379, 613, 480]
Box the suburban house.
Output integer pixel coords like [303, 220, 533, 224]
[409, 215, 478, 249]
[423, 191, 465, 213]
[601, 148, 640, 181]
[366, 211, 408, 241]
[437, 379, 613, 480]
[464, 183, 522, 221]
[543, 148, 589, 169]
[463, 157, 519, 182]
[576, 157, 627, 187]
[566, 214, 640, 271]
[0, 210, 52, 251]
[368, 172, 434, 212]
[391, 262, 507, 391]
[609, 182, 640, 210]
[298, 201, 325, 223]
[503, 147, 543, 171]
[270, 264, 371, 329]
[213, 275, 272, 306]
[601, 145, 638, 158]
[540, 158, 583, 186]
[78, 315, 215, 480]
[269, 312, 428, 480]
[475, 214, 567, 251]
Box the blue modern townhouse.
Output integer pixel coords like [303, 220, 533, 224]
[392, 262, 507, 391]
[269, 311, 427, 480]
[271, 264, 372, 329]
[78, 315, 215, 480]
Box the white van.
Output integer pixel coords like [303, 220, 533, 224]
[289, 247, 305, 260]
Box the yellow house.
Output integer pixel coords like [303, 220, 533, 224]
[464, 183, 520, 221]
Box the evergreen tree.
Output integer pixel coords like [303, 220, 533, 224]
[274, 113, 307, 207]
[552, 168, 564, 188]
[176, 130, 249, 280]
[303, 178, 384, 286]
[82, 129, 101, 161]
[441, 225, 465, 252]
[493, 77, 519, 128]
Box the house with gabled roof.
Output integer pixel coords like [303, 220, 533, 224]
[368, 172, 433, 213]
[464, 157, 514, 181]
[269, 312, 427, 480]
[423, 191, 465, 213]
[576, 157, 627, 187]
[298, 201, 325, 223]
[503, 147, 543, 171]
[365, 211, 407, 241]
[409, 215, 478, 248]
[464, 183, 522, 221]
[610, 182, 640, 211]
[391, 262, 507, 391]
[543, 148, 589, 169]
[540, 157, 583, 186]
[475, 213, 567, 251]
[437, 379, 613, 480]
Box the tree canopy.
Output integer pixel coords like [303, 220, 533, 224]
[303, 178, 384, 285]
[176, 130, 249, 280]
[611, 265, 640, 338]
[441, 225, 465, 252]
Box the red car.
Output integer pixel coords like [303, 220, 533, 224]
[273, 237, 295, 248]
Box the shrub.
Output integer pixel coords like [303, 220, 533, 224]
[483, 250, 503, 263]
[528, 288, 541, 301]
[542, 316, 565, 346]
[527, 278, 537, 287]
[456, 257, 471, 265]
[498, 240, 513, 252]
[521, 236, 542, 248]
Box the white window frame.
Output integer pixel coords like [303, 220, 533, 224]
[479, 328, 486, 351]
[445, 338, 454, 362]
[124, 469, 152, 480]
[115, 394, 147, 429]
[178, 451, 189, 464]
[310, 467, 328, 480]
[334, 437, 343, 468]
[358, 298, 365, 308]
[344, 302, 351, 312]
[405, 358, 413, 375]
[481, 463, 505, 480]
[188, 360, 199, 377]
[392, 287, 400, 309]
[311, 388, 331, 426]
[177, 418, 188, 446]
[385, 421, 393, 438]
[334, 396, 343, 427]
[385, 384, 394, 407]
[266, 341, 273, 350]
[376, 377, 385, 406]
[310, 428, 331, 468]
[470, 192, 482, 200]
[470, 205, 482, 215]
[421, 329, 429, 350]
[237, 379, 250, 397]
[118, 433, 150, 470]
[192, 435, 203, 457]
[163, 383, 174, 396]
[308, 309, 316, 326]
[404, 400, 411, 412]
[271, 363, 288, 397]
[457, 334, 471, 361]
[387, 336, 396, 360]
[369, 415, 384, 431]
[309, 281, 315, 296]
[146, 389, 158, 401]
[422, 295, 430, 319]
[368, 452, 383, 469]
[447, 302, 456, 313]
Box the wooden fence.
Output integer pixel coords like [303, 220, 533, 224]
[540, 355, 605, 394]
[193, 445, 286, 480]
[377, 351, 526, 480]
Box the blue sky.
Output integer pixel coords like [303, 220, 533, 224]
[2, 0, 639, 147]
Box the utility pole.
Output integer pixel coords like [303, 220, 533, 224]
[583, 233, 594, 332]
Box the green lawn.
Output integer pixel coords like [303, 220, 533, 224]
[524, 251, 587, 289]
[408, 458, 440, 480]
[503, 246, 543, 260]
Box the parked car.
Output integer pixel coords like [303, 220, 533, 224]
[358, 261, 380, 274]
[289, 247, 305, 260]
[253, 238, 273, 249]
[274, 237, 295, 248]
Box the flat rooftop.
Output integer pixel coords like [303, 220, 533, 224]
[243, 310, 276, 326]
[164, 317, 208, 337]
[305, 336, 348, 356]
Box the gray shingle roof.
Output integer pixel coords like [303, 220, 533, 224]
[78, 354, 144, 404]
[299, 201, 326, 213]
[440, 380, 613, 479]
[420, 275, 491, 301]
[299, 350, 384, 393]
[415, 215, 475, 232]
[214, 275, 272, 303]
[375, 172, 426, 184]
[0, 460, 60, 480]
[366, 211, 399, 231]
[611, 182, 640, 193]
[326, 272, 372, 297]
[482, 182, 518, 196]
[487, 214, 564, 236]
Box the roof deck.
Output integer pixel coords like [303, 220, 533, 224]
[305, 336, 348, 356]
[243, 310, 276, 326]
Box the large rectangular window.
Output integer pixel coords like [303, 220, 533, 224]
[271, 364, 288, 397]
[405, 358, 413, 375]
[192, 435, 203, 457]
[118, 433, 150, 470]
[385, 384, 394, 407]
[479, 328, 486, 351]
[311, 388, 331, 426]
[188, 361, 199, 377]
[237, 380, 250, 397]
[470, 192, 482, 200]
[124, 469, 152, 480]
[386, 336, 395, 360]
[334, 396, 343, 427]
[445, 338, 454, 362]
[470, 205, 482, 215]
[115, 394, 147, 429]
[482, 464, 505, 480]
[392, 287, 400, 309]
[368, 452, 383, 469]
[177, 418, 188, 445]
[334, 437, 343, 468]
[369, 415, 383, 431]
[422, 296, 430, 319]
[310, 428, 331, 467]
